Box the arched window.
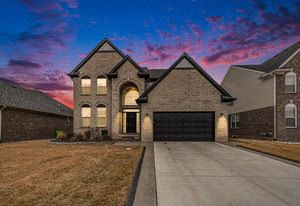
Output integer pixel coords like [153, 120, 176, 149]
[122, 86, 139, 106]
[285, 103, 297, 128]
[97, 76, 107, 95]
[81, 76, 91, 95]
[97, 105, 107, 127]
[285, 72, 297, 93]
[81, 104, 91, 127]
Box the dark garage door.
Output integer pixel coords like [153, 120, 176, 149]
[153, 112, 215, 141]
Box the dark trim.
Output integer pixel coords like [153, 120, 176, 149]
[108, 55, 148, 79]
[125, 147, 146, 206]
[68, 38, 125, 77]
[136, 53, 235, 104]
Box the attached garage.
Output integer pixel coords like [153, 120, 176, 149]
[153, 112, 215, 141]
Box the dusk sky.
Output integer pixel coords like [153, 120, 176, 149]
[0, 0, 299, 108]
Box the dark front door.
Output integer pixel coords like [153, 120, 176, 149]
[153, 112, 215, 141]
[126, 112, 137, 133]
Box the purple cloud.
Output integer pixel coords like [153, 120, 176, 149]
[206, 16, 222, 23]
[8, 59, 42, 68]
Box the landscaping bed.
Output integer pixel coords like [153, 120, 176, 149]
[0, 140, 142, 205]
[232, 138, 300, 162]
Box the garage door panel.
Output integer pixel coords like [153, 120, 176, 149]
[154, 112, 214, 141]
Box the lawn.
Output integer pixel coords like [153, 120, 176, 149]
[0, 140, 142, 206]
[233, 138, 300, 162]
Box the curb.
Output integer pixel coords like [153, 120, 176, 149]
[125, 146, 146, 206]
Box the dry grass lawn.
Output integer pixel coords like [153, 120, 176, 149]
[0, 140, 142, 206]
[233, 138, 300, 162]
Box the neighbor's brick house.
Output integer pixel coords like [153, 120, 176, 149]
[0, 81, 73, 142]
[68, 38, 235, 142]
[222, 42, 300, 142]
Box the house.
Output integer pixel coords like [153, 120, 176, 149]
[68, 38, 235, 142]
[221, 42, 300, 142]
[0, 80, 73, 142]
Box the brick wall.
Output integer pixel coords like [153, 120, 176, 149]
[276, 51, 300, 142]
[229, 106, 274, 139]
[1, 107, 73, 142]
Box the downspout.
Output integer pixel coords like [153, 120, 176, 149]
[0, 106, 7, 142]
[273, 75, 277, 140]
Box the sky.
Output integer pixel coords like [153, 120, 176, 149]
[0, 0, 299, 108]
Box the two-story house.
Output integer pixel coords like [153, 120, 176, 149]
[68, 38, 235, 142]
[222, 42, 300, 142]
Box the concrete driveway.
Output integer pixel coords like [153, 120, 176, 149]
[154, 142, 300, 206]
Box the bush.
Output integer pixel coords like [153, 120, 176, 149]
[84, 131, 91, 140]
[74, 133, 84, 141]
[101, 130, 111, 141]
[56, 131, 67, 141]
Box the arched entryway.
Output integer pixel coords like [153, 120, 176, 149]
[120, 82, 140, 134]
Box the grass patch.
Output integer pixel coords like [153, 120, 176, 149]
[0, 140, 142, 205]
[233, 139, 300, 162]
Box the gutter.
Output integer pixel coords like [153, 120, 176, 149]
[0, 106, 7, 142]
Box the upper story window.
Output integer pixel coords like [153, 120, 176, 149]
[81, 104, 91, 128]
[97, 105, 107, 127]
[97, 76, 107, 95]
[230, 113, 240, 129]
[285, 103, 297, 128]
[81, 76, 91, 95]
[122, 86, 139, 106]
[285, 72, 297, 93]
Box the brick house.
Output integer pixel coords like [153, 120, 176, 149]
[0, 81, 73, 142]
[68, 38, 235, 142]
[222, 42, 300, 142]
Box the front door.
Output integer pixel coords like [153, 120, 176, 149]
[126, 112, 137, 133]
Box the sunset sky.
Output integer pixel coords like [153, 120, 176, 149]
[0, 0, 299, 108]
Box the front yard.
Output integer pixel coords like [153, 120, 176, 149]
[0, 140, 142, 205]
[232, 138, 300, 162]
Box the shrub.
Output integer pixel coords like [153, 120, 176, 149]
[84, 131, 91, 140]
[56, 131, 67, 141]
[101, 130, 111, 141]
[74, 133, 84, 141]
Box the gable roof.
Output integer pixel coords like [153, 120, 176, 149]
[234, 41, 300, 73]
[0, 80, 73, 117]
[107, 55, 149, 78]
[68, 38, 125, 77]
[137, 53, 235, 103]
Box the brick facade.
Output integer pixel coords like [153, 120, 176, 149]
[275, 51, 300, 142]
[140, 67, 230, 142]
[229, 106, 274, 139]
[1, 107, 72, 142]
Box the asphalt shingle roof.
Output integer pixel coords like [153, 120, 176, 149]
[147, 69, 167, 79]
[0, 81, 73, 117]
[234, 41, 300, 73]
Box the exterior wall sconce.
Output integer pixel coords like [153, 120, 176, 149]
[220, 113, 224, 117]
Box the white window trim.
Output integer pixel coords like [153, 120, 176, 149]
[285, 72, 297, 94]
[231, 113, 239, 129]
[285, 104, 297, 129]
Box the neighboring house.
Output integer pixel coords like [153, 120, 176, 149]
[222, 42, 300, 142]
[0, 81, 73, 142]
[68, 38, 235, 142]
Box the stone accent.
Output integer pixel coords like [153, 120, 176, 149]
[275, 51, 300, 142]
[1, 107, 72, 142]
[229, 106, 274, 139]
[140, 67, 230, 143]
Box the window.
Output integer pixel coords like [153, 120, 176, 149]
[81, 76, 91, 95]
[122, 87, 139, 105]
[97, 77, 107, 94]
[97, 105, 107, 127]
[81, 105, 91, 127]
[285, 103, 297, 128]
[285, 72, 297, 93]
[230, 113, 240, 129]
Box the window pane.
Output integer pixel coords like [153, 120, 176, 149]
[81, 79, 91, 87]
[286, 118, 295, 127]
[97, 117, 106, 127]
[123, 87, 139, 105]
[81, 87, 91, 95]
[97, 107, 106, 127]
[285, 85, 295, 93]
[97, 78, 107, 94]
[285, 107, 295, 118]
[81, 107, 91, 117]
[82, 117, 91, 127]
